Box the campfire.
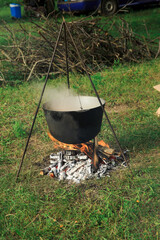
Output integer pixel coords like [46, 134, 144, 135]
[40, 132, 128, 184]
[15, 19, 129, 182]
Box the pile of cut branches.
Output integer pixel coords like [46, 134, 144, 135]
[0, 17, 159, 81]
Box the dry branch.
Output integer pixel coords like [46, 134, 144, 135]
[0, 17, 159, 81]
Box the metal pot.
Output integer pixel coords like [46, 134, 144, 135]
[43, 96, 105, 144]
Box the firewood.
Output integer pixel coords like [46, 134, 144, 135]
[98, 147, 114, 157]
[93, 136, 99, 171]
[0, 18, 158, 81]
[103, 148, 115, 155]
[40, 166, 51, 175]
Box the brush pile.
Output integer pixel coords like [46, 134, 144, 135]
[0, 17, 159, 81]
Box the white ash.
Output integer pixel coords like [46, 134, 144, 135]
[41, 150, 127, 184]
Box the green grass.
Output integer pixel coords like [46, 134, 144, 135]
[0, 1, 160, 85]
[0, 2, 160, 239]
[0, 0, 24, 22]
[0, 58, 160, 239]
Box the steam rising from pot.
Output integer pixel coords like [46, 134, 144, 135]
[43, 85, 105, 112]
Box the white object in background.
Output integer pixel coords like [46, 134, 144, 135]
[156, 107, 160, 117]
[153, 84, 160, 92]
[153, 84, 160, 117]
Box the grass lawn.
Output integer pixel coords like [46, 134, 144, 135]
[0, 1, 160, 239]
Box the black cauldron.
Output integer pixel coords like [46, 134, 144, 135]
[43, 96, 105, 144]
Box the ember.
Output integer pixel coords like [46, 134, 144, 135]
[40, 133, 128, 183]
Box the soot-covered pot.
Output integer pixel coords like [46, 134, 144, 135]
[43, 96, 105, 144]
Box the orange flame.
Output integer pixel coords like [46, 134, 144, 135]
[47, 132, 93, 158]
[47, 132, 77, 150]
[47, 132, 110, 160]
[98, 140, 110, 148]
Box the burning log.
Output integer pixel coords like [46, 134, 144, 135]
[66, 162, 86, 176]
[93, 136, 99, 171]
[40, 166, 51, 175]
[50, 153, 60, 160]
[40, 137, 129, 183]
